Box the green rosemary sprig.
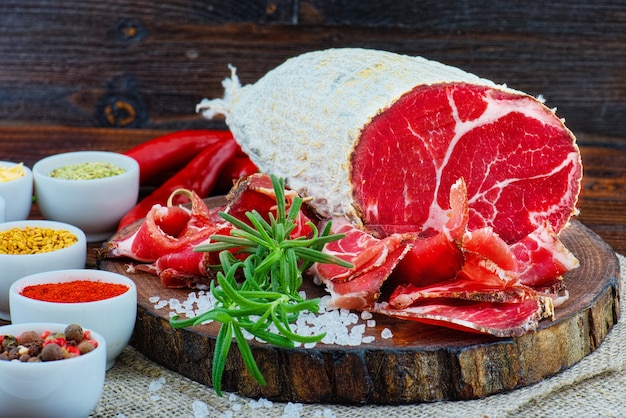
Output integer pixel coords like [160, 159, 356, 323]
[170, 175, 352, 396]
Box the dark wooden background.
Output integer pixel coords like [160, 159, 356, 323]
[0, 1, 624, 146]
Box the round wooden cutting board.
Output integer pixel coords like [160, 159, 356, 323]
[99, 219, 620, 405]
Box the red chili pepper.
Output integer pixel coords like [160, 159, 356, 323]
[124, 129, 235, 184]
[117, 138, 239, 231]
[216, 156, 259, 193]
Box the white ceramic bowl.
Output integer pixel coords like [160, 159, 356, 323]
[0, 220, 87, 321]
[9, 269, 137, 370]
[33, 151, 139, 242]
[0, 160, 33, 221]
[0, 322, 106, 418]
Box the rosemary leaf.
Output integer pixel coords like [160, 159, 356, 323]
[196, 235, 256, 250]
[293, 246, 353, 267]
[244, 328, 295, 348]
[169, 174, 353, 396]
[233, 324, 266, 387]
[217, 273, 272, 311]
[212, 320, 233, 396]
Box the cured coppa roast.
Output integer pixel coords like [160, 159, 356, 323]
[197, 48, 581, 243]
[196, 49, 581, 337]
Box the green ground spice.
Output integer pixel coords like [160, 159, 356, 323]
[49, 161, 126, 180]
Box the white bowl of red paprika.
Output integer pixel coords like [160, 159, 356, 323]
[0, 220, 87, 322]
[33, 151, 140, 242]
[0, 322, 106, 418]
[9, 269, 137, 370]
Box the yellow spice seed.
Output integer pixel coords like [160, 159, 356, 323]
[0, 163, 25, 182]
[0, 227, 78, 255]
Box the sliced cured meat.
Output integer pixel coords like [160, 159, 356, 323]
[225, 173, 314, 238]
[309, 217, 413, 309]
[312, 217, 409, 282]
[198, 48, 582, 247]
[457, 227, 519, 288]
[462, 227, 517, 272]
[511, 222, 579, 289]
[317, 244, 412, 310]
[390, 178, 468, 287]
[225, 173, 286, 223]
[134, 249, 215, 289]
[457, 251, 518, 288]
[375, 297, 554, 338]
[391, 231, 464, 288]
[100, 190, 222, 263]
[388, 279, 541, 307]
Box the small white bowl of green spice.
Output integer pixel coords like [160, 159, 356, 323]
[33, 151, 139, 242]
[0, 220, 87, 321]
[0, 322, 106, 417]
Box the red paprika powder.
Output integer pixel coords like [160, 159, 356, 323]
[21, 280, 129, 303]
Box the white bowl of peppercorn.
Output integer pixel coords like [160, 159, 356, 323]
[9, 269, 137, 370]
[0, 220, 87, 322]
[0, 322, 106, 418]
[33, 150, 140, 242]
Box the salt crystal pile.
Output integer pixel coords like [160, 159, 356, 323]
[151, 290, 388, 347]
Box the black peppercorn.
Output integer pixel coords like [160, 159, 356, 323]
[40, 343, 64, 362]
[64, 324, 84, 344]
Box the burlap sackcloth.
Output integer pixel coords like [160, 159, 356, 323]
[90, 254, 626, 418]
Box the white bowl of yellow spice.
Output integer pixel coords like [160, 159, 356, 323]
[0, 161, 33, 222]
[0, 220, 86, 321]
[33, 151, 139, 242]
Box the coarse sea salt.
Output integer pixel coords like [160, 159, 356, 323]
[249, 397, 274, 409]
[282, 402, 304, 418]
[192, 400, 210, 418]
[312, 408, 338, 418]
[150, 289, 388, 347]
[149, 376, 166, 392]
[148, 376, 167, 401]
[381, 327, 393, 339]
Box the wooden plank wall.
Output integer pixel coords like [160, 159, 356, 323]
[0, 1, 624, 145]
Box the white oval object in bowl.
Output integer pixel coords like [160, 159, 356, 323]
[0, 160, 33, 221]
[0, 322, 106, 418]
[33, 151, 139, 242]
[0, 220, 87, 321]
[10, 269, 137, 370]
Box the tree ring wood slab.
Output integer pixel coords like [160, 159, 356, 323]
[98, 214, 620, 405]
